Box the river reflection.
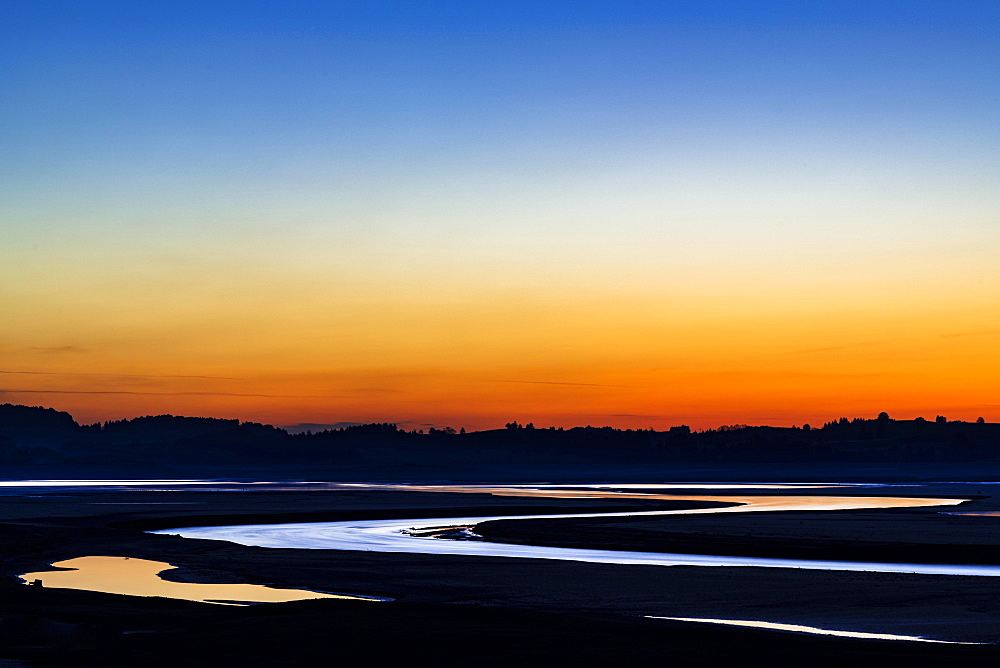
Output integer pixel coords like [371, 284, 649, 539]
[19, 556, 388, 605]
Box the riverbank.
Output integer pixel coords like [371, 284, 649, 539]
[2, 483, 1000, 664]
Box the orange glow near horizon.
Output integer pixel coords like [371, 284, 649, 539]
[3, 284, 998, 431]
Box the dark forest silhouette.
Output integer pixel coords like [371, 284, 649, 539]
[1, 403, 998, 479]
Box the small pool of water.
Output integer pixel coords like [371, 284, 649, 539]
[19, 556, 389, 605]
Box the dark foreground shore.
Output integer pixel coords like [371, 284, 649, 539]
[2, 484, 1000, 666]
[2, 585, 991, 668]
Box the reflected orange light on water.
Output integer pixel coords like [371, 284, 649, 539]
[19, 556, 385, 605]
[373, 484, 966, 515]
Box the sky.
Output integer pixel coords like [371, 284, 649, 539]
[2, 1, 999, 431]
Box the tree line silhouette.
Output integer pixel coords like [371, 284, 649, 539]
[0, 403, 997, 473]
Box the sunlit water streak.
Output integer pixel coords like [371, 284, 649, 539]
[645, 616, 984, 644]
[18, 556, 389, 605]
[490, 483, 841, 489]
[0, 480, 233, 487]
[153, 484, 987, 576]
[0, 479, 918, 490]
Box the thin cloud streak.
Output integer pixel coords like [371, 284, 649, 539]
[673, 369, 892, 379]
[940, 329, 1000, 339]
[790, 339, 900, 355]
[0, 389, 331, 398]
[0, 370, 238, 380]
[486, 380, 629, 388]
[610, 413, 685, 419]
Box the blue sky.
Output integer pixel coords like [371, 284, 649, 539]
[2, 1, 999, 427]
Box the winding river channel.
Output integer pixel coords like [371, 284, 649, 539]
[12, 480, 999, 644]
[152, 483, 1000, 577]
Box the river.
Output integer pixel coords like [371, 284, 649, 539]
[151, 483, 995, 576]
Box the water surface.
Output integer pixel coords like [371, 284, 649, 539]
[645, 616, 983, 644]
[154, 484, 984, 576]
[19, 556, 388, 605]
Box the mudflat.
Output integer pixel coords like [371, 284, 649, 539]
[2, 482, 999, 666]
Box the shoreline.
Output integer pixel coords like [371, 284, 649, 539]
[3, 483, 1000, 663]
